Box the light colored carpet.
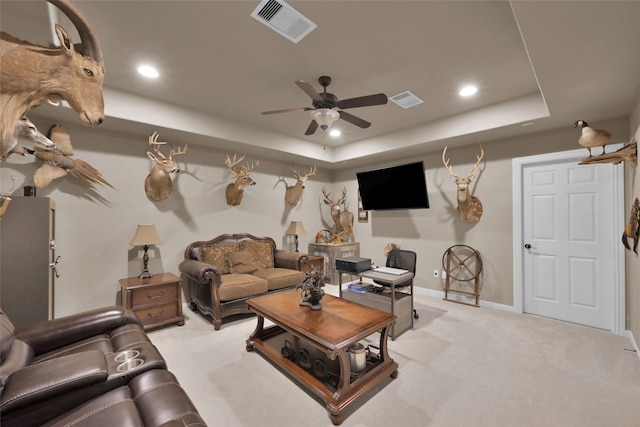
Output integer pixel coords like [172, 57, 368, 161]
[148, 287, 640, 427]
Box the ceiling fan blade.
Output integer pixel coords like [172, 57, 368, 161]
[339, 111, 371, 129]
[304, 120, 318, 135]
[295, 80, 323, 102]
[337, 93, 388, 110]
[261, 107, 310, 115]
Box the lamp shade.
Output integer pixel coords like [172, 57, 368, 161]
[129, 224, 163, 247]
[285, 221, 307, 236]
[309, 109, 339, 131]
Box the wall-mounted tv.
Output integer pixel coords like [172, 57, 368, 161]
[356, 161, 430, 210]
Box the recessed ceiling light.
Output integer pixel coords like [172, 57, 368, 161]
[459, 85, 477, 97]
[138, 65, 159, 78]
[330, 129, 341, 137]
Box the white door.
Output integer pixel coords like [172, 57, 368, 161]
[513, 149, 624, 333]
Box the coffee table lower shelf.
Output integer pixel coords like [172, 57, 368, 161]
[246, 314, 398, 425]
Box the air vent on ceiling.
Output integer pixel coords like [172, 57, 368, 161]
[389, 91, 424, 109]
[251, 0, 317, 44]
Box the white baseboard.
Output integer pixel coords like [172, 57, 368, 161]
[625, 330, 640, 360]
[414, 287, 517, 313]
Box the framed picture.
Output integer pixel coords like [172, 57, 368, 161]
[358, 192, 368, 223]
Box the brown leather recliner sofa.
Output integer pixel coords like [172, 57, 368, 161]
[0, 306, 206, 427]
[179, 233, 308, 330]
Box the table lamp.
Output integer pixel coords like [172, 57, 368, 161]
[285, 221, 307, 252]
[130, 224, 163, 279]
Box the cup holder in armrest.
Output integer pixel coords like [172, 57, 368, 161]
[116, 358, 144, 372]
[114, 350, 140, 362]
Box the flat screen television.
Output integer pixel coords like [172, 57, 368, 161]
[356, 161, 430, 210]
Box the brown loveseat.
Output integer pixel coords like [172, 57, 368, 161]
[0, 306, 206, 427]
[179, 233, 308, 330]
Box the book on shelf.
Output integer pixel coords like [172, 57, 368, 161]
[348, 283, 373, 293]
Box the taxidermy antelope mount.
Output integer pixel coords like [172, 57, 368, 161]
[442, 144, 484, 223]
[1, 0, 105, 161]
[145, 132, 188, 201]
[285, 165, 317, 205]
[225, 154, 259, 206]
[322, 186, 355, 242]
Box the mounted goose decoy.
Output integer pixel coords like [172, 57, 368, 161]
[574, 120, 612, 157]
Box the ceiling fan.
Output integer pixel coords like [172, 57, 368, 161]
[261, 76, 388, 135]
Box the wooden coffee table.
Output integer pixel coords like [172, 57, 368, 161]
[246, 289, 398, 425]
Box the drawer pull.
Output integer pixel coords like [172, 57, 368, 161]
[148, 291, 164, 299]
[147, 310, 164, 318]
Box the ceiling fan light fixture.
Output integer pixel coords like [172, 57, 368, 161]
[310, 109, 339, 131]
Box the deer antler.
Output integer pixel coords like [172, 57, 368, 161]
[293, 165, 317, 180]
[241, 160, 260, 174]
[338, 187, 347, 205]
[468, 144, 484, 180]
[225, 154, 246, 178]
[442, 146, 461, 181]
[442, 144, 484, 181]
[322, 186, 333, 204]
[148, 131, 168, 159]
[169, 143, 188, 159]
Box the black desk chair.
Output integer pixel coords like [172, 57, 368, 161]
[374, 249, 419, 319]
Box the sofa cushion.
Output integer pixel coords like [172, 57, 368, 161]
[252, 268, 306, 291]
[219, 274, 268, 301]
[198, 244, 240, 274]
[226, 251, 261, 274]
[241, 241, 274, 269]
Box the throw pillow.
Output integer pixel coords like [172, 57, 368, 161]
[241, 241, 274, 269]
[197, 244, 239, 274]
[226, 251, 261, 274]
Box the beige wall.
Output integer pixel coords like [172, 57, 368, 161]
[336, 117, 630, 307]
[0, 115, 635, 337]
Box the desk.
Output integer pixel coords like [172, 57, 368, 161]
[338, 270, 414, 340]
[246, 289, 398, 425]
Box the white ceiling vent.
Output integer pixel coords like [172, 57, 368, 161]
[251, 0, 317, 44]
[389, 91, 424, 109]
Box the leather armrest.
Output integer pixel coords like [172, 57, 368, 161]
[275, 250, 308, 270]
[179, 259, 221, 284]
[0, 351, 107, 413]
[15, 306, 142, 355]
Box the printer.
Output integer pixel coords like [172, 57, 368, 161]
[335, 256, 371, 273]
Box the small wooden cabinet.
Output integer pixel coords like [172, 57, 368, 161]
[302, 255, 325, 274]
[119, 272, 185, 330]
[308, 242, 360, 284]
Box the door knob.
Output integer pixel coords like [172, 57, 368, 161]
[524, 243, 532, 249]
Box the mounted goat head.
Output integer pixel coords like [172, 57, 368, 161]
[322, 186, 355, 242]
[285, 165, 317, 205]
[144, 132, 188, 201]
[1, 0, 105, 160]
[225, 154, 259, 206]
[442, 144, 484, 223]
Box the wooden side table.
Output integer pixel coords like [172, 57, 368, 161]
[302, 255, 325, 274]
[119, 272, 185, 330]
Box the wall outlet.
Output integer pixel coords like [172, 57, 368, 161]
[433, 269, 439, 278]
[441, 270, 447, 279]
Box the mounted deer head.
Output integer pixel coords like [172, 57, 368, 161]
[322, 186, 355, 242]
[285, 165, 317, 205]
[442, 144, 484, 223]
[144, 131, 188, 201]
[225, 154, 259, 206]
